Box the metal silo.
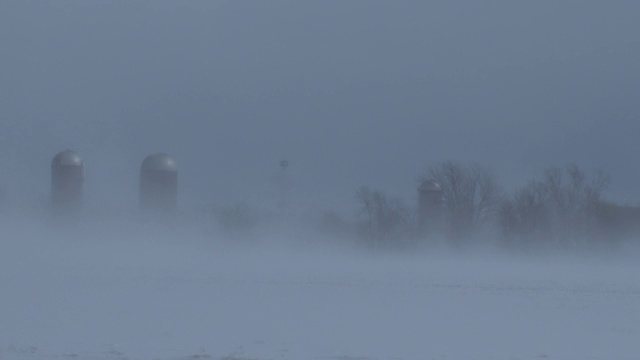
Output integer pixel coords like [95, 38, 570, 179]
[51, 150, 84, 212]
[139, 153, 177, 214]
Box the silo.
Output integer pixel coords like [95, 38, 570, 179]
[418, 179, 443, 234]
[139, 153, 177, 214]
[51, 150, 84, 212]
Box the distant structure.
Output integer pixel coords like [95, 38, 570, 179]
[275, 159, 292, 212]
[139, 153, 178, 214]
[417, 179, 443, 235]
[51, 150, 84, 213]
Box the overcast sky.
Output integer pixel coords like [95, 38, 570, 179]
[1, 1, 639, 213]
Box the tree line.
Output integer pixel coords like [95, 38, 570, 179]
[355, 161, 636, 249]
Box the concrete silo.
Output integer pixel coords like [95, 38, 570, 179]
[418, 179, 443, 235]
[139, 153, 177, 214]
[51, 150, 84, 212]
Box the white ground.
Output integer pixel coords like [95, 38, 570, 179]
[1, 219, 639, 360]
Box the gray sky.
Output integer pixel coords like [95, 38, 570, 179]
[1, 1, 639, 212]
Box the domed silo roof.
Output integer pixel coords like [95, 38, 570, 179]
[141, 153, 177, 172]
[52, 150, 83, 167]
[418, 179, 442, 192]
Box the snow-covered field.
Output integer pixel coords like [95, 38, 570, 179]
[1, 217, 639, 360]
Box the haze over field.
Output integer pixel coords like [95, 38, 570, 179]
[1, 1, 640, 359]
[0, 215, 638, 360]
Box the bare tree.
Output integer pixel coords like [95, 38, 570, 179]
[355, 186, 410, 246]
[355, 185, 374, 239]
[423, 161, 501, 241]
[498, 164, 611, 247]
[473, 165, 502, 226]
[498, 180, 551, 246]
